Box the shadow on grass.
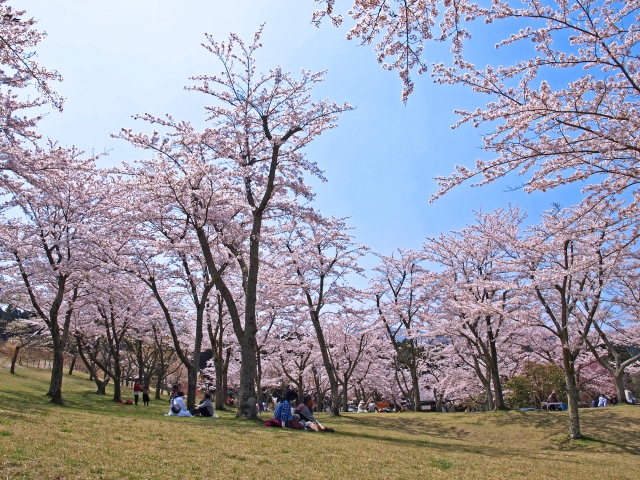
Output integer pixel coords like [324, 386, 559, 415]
[486, 409, 640, 456]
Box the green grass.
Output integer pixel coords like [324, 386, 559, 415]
[1, 364, 639, 479]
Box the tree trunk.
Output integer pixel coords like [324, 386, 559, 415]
[68, 354, 77, 375]
[185, 306, 204, 410]
[342, 375, 349, 412]
[136, 339, 144, 384]
[112, 360, 122, 403]
[615, 373, 627, 405]
[155, 374, 163, 400]
[308, 312, 340, 416]
[222, 349, 230, 408]
[10, 346, 21, 374]
[236, 335, 258, 419]
[486, 318, 507, 410]
[187, 364, 198, 412]
[563, 351, 581, 439]
[97, 375, 110, 395]
[313, 368, 324, 413]
[256, 349, 263, 409]
[410, 365, 421, 412]
[215, 360, 224, 410]
[485, 381, 495, 411]
[47, 342, 65, 404]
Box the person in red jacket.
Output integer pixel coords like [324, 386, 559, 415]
[133, 381, 142, 405]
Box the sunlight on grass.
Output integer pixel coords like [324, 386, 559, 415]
[0, 365, 639, 479]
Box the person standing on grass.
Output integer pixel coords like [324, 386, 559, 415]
[142, 384, 150, 407]
[133, 381, 142, 405]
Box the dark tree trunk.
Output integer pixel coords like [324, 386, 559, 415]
[68, 354, 77, 375]
[222, 349, 230, 408]
[312, 368, 324, 413]
[562, 349, 581, 439]
[112, 361, 122, 403]
[186, 363, 198, 412]
[96, 375, 110, 395]
[10, 346, 21, 374]
[486, 319, 507, 410]
[256, 348, 263, 409]
[236, 334, 258, 419]
[136, 339, 144, 384]
[47, 340, 65, 404]
[155, 374, 163, 400]
[615, 373, 626, 405]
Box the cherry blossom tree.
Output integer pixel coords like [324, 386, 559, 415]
[587, 262, 640, 402]
[312, 0, 459, 102]
[206, 292, 235, 409]
[284, 214, 367, 415]
[429, 0, 640, 201]
[74, 273, 152, 402]
[516, 202, 633, 438]
[313, 1, 640, 211]
[323, 311, 379, 412]
[0, 147, 99, 404]
[426, 206, 523, 410]
[117, 26, 350, 419]
[0, 1, 63, 166]
[370, 248, 434, 411]
[5, 318, 47, 374]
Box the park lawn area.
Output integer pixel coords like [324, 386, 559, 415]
[0, 365, 639, 480]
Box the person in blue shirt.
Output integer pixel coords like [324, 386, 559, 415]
[273, 390, 299, 427]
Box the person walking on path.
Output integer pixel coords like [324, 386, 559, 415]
[133, 381, 142, 405]
[142, 384, 150, 407]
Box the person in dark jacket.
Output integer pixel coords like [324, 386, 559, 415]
[295, 394, 334, 432]
[142, 384, 150, 406]
[193, 392, 215, 417]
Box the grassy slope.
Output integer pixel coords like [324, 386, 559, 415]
[0, 365, 638, 479]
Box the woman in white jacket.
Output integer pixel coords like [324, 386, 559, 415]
[167, 392, 192, 417]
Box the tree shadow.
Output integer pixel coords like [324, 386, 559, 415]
[486, 408, 640, 456]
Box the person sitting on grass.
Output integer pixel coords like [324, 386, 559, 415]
[273, 390, 299, 428]
[598, 394, 608, 407]
[167, 391, 192, 417]
[295, 394, 334, 432]
[192, 392, 217, 417]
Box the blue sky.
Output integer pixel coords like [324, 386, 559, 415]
[21, 0, 583, 265]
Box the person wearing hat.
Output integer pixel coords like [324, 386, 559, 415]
[273, 390, 299, 428]
[357, 400, 367, 413]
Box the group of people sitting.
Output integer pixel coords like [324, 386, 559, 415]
[357, 400, 378, 413]
[165, 385, 218, 418]
[590, 390, 638, 407]
[269, 390, 334, 432]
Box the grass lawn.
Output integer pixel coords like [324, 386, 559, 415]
[0, 365, 639, 479]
